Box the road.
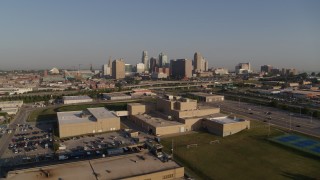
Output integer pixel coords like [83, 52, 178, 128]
[209, 100, 320, 138]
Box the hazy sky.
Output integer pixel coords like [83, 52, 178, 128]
[0, 0, 319, 72]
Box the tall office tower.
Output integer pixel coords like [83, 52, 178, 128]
[194, 52, 203, 73]
[108, 57, 112, 74]
[112, 59, 125, 79]
[149, 57, 158, 73]
[170, 59, 193, 79]
[204, 60, 209, 71]
[235, 62, 252, 74]
[159, 52, 168, 67]
[102, 64, 111, 76]
[261, 65, 273, 73]
[142, 51, 149, 71]
[136, 63, 145, 73]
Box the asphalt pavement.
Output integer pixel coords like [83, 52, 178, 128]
[210, 100, 320, 138]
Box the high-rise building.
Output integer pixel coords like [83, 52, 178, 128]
[194, 52, 202, 73]
[102, 64, 111, 76]
[149, 57, 158, 73]
[170, 59, 193, 79]
[136, 63, 145, 73]
[194, 52, 208, 73]
[235, 62, 252, 74]
[142, 51, 149, 71]
[108, 57, 112, 74]
[159, 52, 168, 67]
[124, 64, 134, 76]
[261, 65, 273, 73]
[112, 59, 125, 79]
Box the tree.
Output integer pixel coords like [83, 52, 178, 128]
[311, 72, 316, 76]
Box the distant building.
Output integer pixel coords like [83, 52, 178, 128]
[63, 96, 93, 104]
[102, 93, 131, 100]
[112, 59, 125, 79]
[0, 101, 23, 115]
[125, 63, 134, 77]
[214, 68, 229, 75]
[282, 68, 298, 76]
[49, 67, 60, 74]
[170, 59, 193, 79]
[235, 62, 252, 74]
[194, 52, 208, 73]
[149, 57, 158, 73]
[136, 63, 145, 73]
[57, 107, 120, 138]
[159, 52, 168, 67]
[102, 64, 111, 76]
[188, 92, 224, 102]
[261, 65, 273, 73]
[142, 51, 149, 71]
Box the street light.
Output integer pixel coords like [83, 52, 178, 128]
[310, 111, 314, 124]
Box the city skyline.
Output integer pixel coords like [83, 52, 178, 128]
[0, 0, 319, 72]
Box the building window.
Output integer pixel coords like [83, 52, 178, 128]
[163, 174, 174, 179]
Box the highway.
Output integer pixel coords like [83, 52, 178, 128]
[209, 100, 320, 138]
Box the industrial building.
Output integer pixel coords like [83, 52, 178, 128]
[57, 107, 120, 138]
[102, 93, 131, 100]
[202, 116, 250, 137]
[0, 101, 23, 115]
[188, 92, 224, 102]
[6, 152, 184, 180]
[127, 95, 249, 137]
[62, 95, 93, 104]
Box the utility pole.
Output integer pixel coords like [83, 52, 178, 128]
[171, 139, 174, 160]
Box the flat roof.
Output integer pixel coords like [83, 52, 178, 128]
[206, 116, 245, 124]
[190, 92, 224, 98]
[133, 113, 184, 128]
[63, 96, 92, 100]
[87, 107, 117, 119]
[6, 152, 182, 180]
[102, 93, 131, 97]
[57, 108, 117, 125]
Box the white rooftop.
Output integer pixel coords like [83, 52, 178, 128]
[57, 107, 117, 125]
[63, 96, 92, 100]
[207, 116, 243, 124]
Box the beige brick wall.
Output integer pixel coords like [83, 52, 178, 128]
[59, 117, 120, 138]
[123, 167, 184, 180]
[128, 104, 146, 115]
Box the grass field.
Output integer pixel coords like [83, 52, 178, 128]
[27, 102, 128, 122]
[161, 121, 320, 180]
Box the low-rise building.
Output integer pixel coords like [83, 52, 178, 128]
[62, 96, 93, 104]
[57, 107, 120, 138]
[102, 93, 131, 100]
[188, 92, 224, 102]
[127, 95, 250, 137]
[202, 116, 250, 137]
[0, 101, 23, 115]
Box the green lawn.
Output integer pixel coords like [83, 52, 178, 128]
[161, 121, 320, 180]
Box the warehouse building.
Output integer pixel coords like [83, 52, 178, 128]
[6, 152, 184, 180]
[188, 92, 224, 102]
[63, 96, 93, 104]
[202, 116, 250, 137]
[0, 101, 23, 115]
[102, 93, 131, 100]
[57, 107, 120, 138]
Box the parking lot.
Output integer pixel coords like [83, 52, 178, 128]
[1, 123, 54, 164]
[57, 129, 150, 157]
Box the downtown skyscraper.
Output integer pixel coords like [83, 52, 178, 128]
[142, 51, 149, 72]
